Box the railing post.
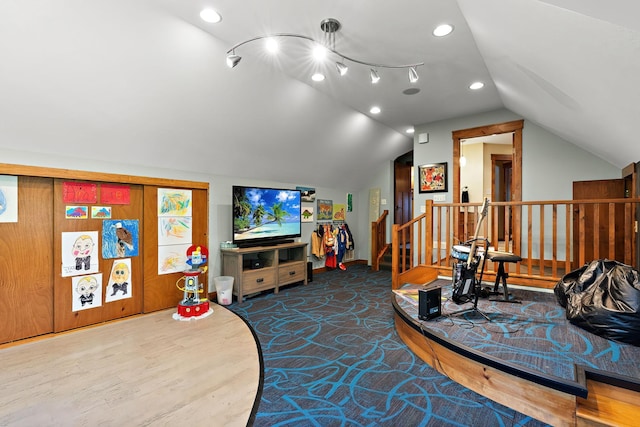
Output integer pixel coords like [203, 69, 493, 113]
[425, 199, 434, 265]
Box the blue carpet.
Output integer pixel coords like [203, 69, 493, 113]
[229, 265, 548, 426]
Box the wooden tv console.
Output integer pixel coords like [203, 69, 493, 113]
[221, 242, 308, 303]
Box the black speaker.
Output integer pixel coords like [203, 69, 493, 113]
[307, 261, 313, 282]
[418, 286, 442, 320]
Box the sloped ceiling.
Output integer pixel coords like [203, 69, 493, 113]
[0, 0, 637, 189]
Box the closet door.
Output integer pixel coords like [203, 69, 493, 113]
[0, 176, 54, 344]
[53, 179, 144, 332]
[143, 186, 208, 313]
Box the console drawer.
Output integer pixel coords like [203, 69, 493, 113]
[278, 261, 306, 285]
[243, 268, 276, 293]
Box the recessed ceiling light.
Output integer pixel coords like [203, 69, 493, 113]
[370, 106, 381, 114]
[200, 9, 222, 23]
[312, 73, 325, 82]
[406, 128, 415, 134]
[469, 81, 484, 90]
[433, 24, 453, 37]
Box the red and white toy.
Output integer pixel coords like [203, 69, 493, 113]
[173, 245, 213, 320]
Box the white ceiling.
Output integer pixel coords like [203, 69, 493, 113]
[0, 0, 638, 189]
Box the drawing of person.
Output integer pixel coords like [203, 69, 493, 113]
[110, 262, 130, 296]
[75, 275, 99, 306]
[72, 235, 94, 270]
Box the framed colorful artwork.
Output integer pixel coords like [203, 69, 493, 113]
[418, 162, 448, 193]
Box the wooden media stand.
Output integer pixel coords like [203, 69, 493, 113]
[221, 242, 308, 303]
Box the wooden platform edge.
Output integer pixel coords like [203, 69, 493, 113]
[575, 365, 640, 426]
[393, 298, 582, 426]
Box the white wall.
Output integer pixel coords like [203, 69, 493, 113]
[414, 108, 620, 207]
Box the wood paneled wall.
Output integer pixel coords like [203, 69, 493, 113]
[0, 164, 209, 344]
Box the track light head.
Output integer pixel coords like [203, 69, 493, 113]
[336, 61, 348, 76]
[409, 67, 419, 83]
[370, 69, 380, 84]
[226, 53, 242, 68]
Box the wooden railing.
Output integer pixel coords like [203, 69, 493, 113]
[371, 210, 389, 271]
[391, 199, 639, 289]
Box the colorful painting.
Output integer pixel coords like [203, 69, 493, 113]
[297, 186, 316, 202]
[301, 206, 314, 222]
[71, 273, 103, 312]
[158, 188, 192, 217]
[100, 184, 130, 205]
[63, 182, 97, 204]
[62, 231, 99, 277]
[333, 203, 346, 221]
[0, 175, 18, 223]
[317, 199, 333, 221]
[65, 206, 88, 219]
[419, 162, 448, 193]
[102, 219, 140, 259]
[158, 216, 193, 246]
[158, 244, 190, 275]
[105, 258, 132, 303]
[91, 206, 112, 219]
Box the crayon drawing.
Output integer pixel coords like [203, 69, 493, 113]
[102, 219, 140, 259]
[105, 258, 132, 303]
[158, 244, 190, 275]
[71, 273, 103, 312]
[158, 188, 192, 217]
[91, 206, 112, 219]
[0, 175, 18, 223]
[65, 206, 88, 219]
[158, 216, 193, 246]
[62, 231, 99, 277]
[63, 182, 97, 204]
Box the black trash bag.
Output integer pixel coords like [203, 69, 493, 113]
[554, 259, 640, 346]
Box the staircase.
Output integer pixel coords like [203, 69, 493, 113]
[379, 244, 411, 271]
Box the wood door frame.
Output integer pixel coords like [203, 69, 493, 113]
[453, 120, 522, 252]
[491, 154, 513, 240]
[452, 120, 523, 204]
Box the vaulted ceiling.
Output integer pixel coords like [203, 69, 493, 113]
[0, 1, 638, 189]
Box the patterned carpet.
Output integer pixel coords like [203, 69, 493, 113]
[228, 265, 550, 426]
[395, 279, 640, 383]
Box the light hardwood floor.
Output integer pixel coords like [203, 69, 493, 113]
[0, 304, 261, 426]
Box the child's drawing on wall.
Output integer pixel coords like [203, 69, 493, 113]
[72, 273, 102, 312]
[106, 258, 132, 303]
[102, 219, 139, 259]
[62, 231, 99, 277]
[158, 244, 190, 275]
[158, 188, 192, 217]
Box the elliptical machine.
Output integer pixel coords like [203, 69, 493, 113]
[450, 198, 490, 320]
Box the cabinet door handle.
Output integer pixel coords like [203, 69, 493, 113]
[289, 271, 296, 276]
[256, 278, 264, 283]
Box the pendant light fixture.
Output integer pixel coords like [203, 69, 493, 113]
[225, 18, 423, 84]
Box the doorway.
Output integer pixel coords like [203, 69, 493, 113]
[394, 151, 413, 224]
[492, 154, 513, 240]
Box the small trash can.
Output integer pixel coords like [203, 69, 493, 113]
[214, 276, 234, 305]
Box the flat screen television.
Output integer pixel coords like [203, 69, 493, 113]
[232, 185, 302, 247]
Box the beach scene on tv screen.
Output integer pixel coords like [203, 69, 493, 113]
[233, 188, 301, 240]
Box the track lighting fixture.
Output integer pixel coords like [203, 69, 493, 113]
[226, 52, 241, 68]
[225, 18, 423, 84]
[370, 69, 380, 84]
[409, 66, 419, 83]
[336, 61, 348, 76]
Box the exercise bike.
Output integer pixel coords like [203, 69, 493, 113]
[450, 198, 491, 320]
